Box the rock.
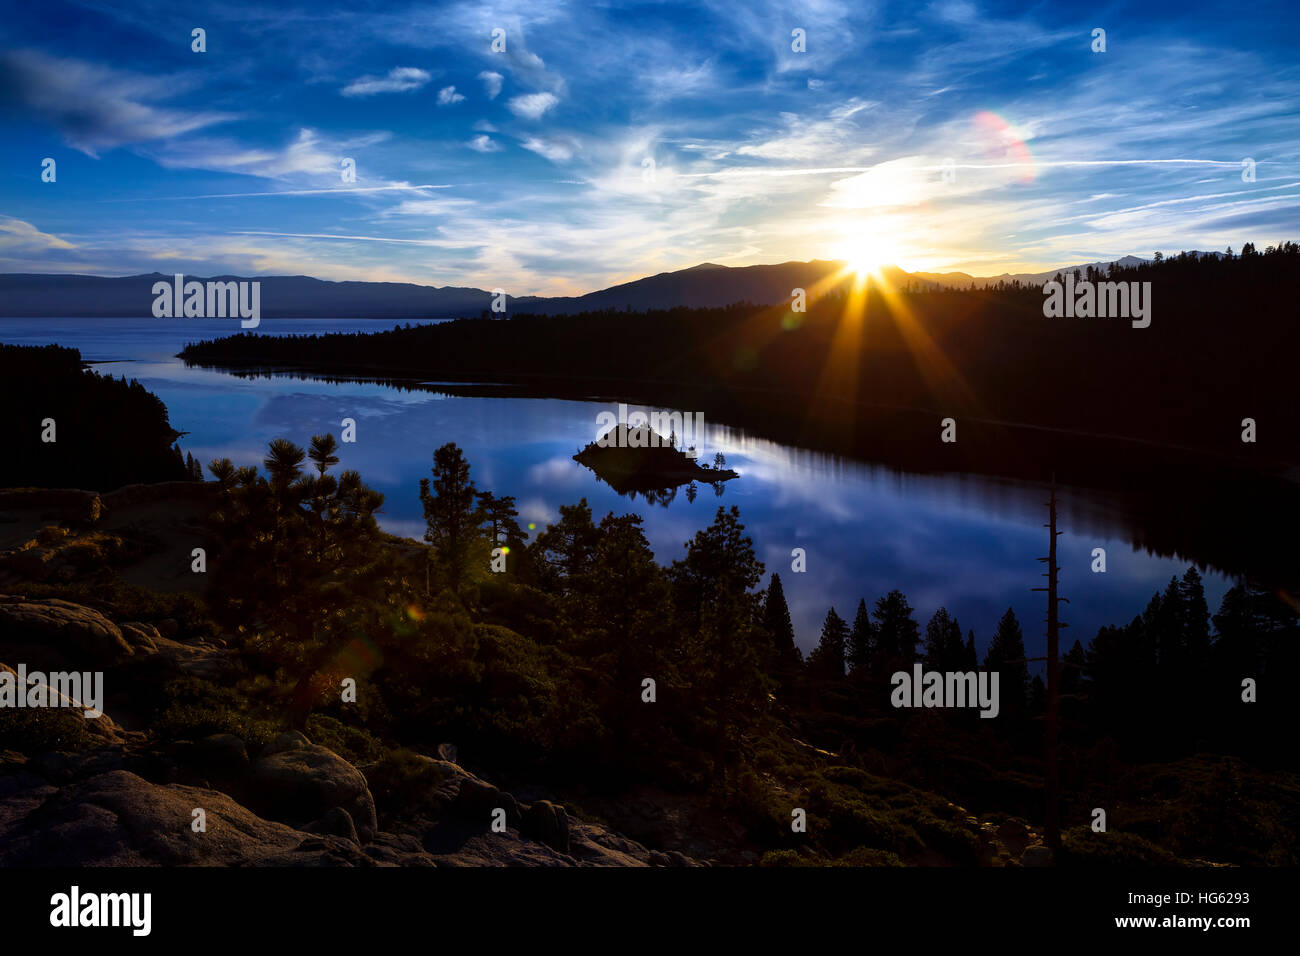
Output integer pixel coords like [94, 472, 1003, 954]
[262, 731, 311, 757]
[0, 597, 134, 668]
[996, 818, 1031, 855]
[302, 806, 359, 845]
[193, 734, 249, 776]
[119, 622, 160, 653]
[520, 799, 570, 854]
[0, 769, 373, 866]
[143, 635, 234, 680]
[364, 831, 437, 866]
[4, 548, 55, 581]
[1020, 844, 1053, 867]
[249, 744, 378, 843]
[453, 777, 520, 828]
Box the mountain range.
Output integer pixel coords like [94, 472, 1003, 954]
[0, 256, 1156, 319]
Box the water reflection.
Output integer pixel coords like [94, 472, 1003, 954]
[0, 318, 1253, 664]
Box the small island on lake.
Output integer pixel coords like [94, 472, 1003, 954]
[574, 423, 738, 501]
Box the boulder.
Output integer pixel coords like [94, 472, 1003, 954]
[120, 622, 160, 654]
[1020, 844, 1053, 867]
[453, 777, 520, 828]
[249, 744, 378, 843]
[262, 731, 311, 757]
[520, 799, 570, 854]
[0, 597, 134, 668]
[0, 769, 370, 866]
[193, 733, 249, 776]
[302, 806, 359, 845]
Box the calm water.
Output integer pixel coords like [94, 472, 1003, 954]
[2, 317, 1231, 663]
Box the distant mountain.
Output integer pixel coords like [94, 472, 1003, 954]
[0, 256, 1155, 319]
[0, 273, 492, 319]
[904, 256, 1151, 290]
[512, 260, 851, 314]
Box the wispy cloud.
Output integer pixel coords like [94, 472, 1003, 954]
[341, 67, 432, 97]
[0, 50, 236, 155]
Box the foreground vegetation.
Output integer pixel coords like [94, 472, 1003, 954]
[7, 432, 1293, 865]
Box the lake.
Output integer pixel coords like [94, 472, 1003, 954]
[1, 316, 1232, 662]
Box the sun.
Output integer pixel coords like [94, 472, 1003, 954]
[836, 234, 892, 277]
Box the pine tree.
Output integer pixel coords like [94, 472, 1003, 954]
[205, 437, 386, 729]
[475, 490, 526, 574]
[1061, 639, 1086, 695]
[418, 442, 479, 596]
[591, 512, 675, 747]
[924, 607, 964, 671]
[808, 607, 847, 678]
[531, 498, 600, 595]
[669, 506, 768, 785]
[846, 598, 874, 677]
[762, 573, 799, 671]
[984, 608, 1029, 716]
[871, 590, 920, 675]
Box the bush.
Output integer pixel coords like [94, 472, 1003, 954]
[151, 676, 276, 750]
[0, 707, 94, 754]
[366, 748, 454, 824]
[1057, 827, 1182, 866]
[306, 714, 383, 764]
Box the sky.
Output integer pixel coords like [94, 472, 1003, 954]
[1, 0, 1297, 295]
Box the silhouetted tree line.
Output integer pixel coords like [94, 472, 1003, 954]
[793, 563, 1297, 766]
[199, 435, 1297, 807]
[1, 343, 192, 490]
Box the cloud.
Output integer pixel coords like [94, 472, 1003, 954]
[437, 85, 465, 105]
[478, 70, 504, 99]
[0, 50, 236, 155]
[468, 135, 503, 153]
[141, 127, 392, 180]
[0, 216, 75, 252]
[520, 136, 576, 162]
[341, 67, 432, 97]
[507, 92, 559, 119]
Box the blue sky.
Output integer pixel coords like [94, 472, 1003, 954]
[1, 0, 1297, 294]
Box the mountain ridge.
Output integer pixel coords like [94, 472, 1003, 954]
[0, 255, 1163, 319]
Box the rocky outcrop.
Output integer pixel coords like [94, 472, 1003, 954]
[0, 595, 233, 679]
[0, 596, 134, 669]
[0, 594, 696, 867]
[0, 739, 691, 867]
